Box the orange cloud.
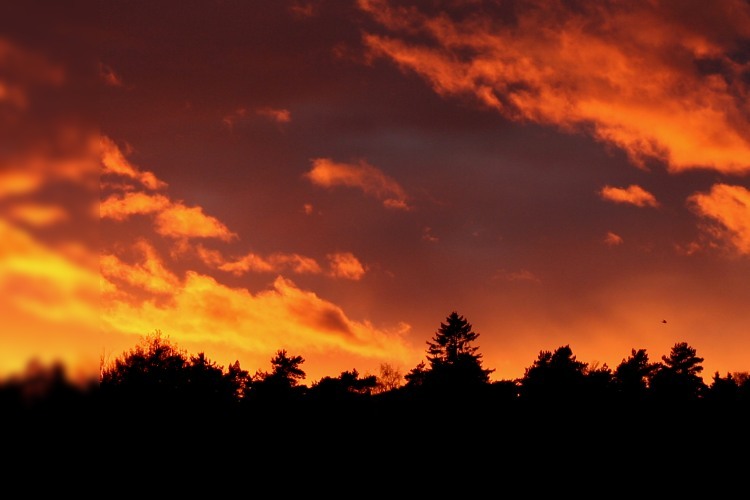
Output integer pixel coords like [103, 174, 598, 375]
[0, 131, 101, 201]
[99, 140, 236, 241]
[0, 171, 44, 198]
[0, 37, 65, 110]
[99, 63, 124, 87]
[305, 157, 410, 209]
[155, 204, 236, 241]
[217, 252, 322, 276]
[100, 136, 166, 190]
[222, 107, 248, 130]
[688, 183, 750, 255]
[422, 226, 439, 243]
[604, 231, 624, 246]
[494, 268, 541, 283]
[360, 0, 750, 174]
[0, 209, 417, 379]
[289, 2, 317, 18]
[6, 203, 68, 227]
[600, 184, 659, 208]
[100, 241, 180, 295]
[0, 219, 99, 327]
[100, 192, 171, 220]
[101, 272, 417, 370]
[327, 252, 366, 280]
[256, 107, 291, 124]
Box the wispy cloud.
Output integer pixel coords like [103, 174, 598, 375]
[688, 183, 750, 255]
[199, 246, 367, 280]
[223, 106, 291, 129]
[100, 192, 171, 220]
[604, 231, 624, 246]
[98, 63, 124, 87]
[289, 2, 317, 18]
[256, 106, 291, 124]
[305, 157, 410, 210]
[99, 139, 236, 241]
[100, 240, 180, 295]
[600, 185, 659, 208]
[359, 0, 750, 174]
[101, 269, 416, 367]
[100, 136, 166, 190]
[215, 251, 322, 276]
[155, 204, 236, 241]
[7, 203, 68, 227]
[494, 268, 541, 284]
[422, 226, 439, 243]
[327, 252, 366, 280]
[222, 107, 248, 130]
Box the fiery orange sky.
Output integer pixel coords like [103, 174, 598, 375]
[2, 0, 749, 384]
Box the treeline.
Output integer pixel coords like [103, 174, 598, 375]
[4, 311, 750, 414]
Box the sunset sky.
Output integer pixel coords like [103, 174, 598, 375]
[2, 0, 749, 384]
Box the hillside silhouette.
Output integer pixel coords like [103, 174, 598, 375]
[7, 310, 750, 481]
[6, 311, 750, 417]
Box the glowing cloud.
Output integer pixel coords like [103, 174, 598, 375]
[6, 204, 68, 227]
[217, 252, 322, 276]
[327, 252, 366, 280]
[0, 171, 43, 198]
[0, 219, 99, 327]
[155, 204, 236, 241]
[100, 241, 180, 295]
[101, 271, 416, 366]
[100, 136, 166, 190]
[359, 0, 750, 174]
[256, 107, 291, 124]
[100, 192, 171, 220]
[422, 226, 439, 243]
[222, 107, 248, 130]
[305, 157, 410, 209]
[494, 268, 541, 284]
[600, 185, 659, 208]
[0, 37, 65, 110]
[604, 231, 624, 246]
[688, 183, 750, 255]
[99, 63, 124, 87]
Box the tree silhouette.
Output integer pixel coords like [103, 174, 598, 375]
[707, 371, 739, 405]
[100, 330, 189, 408]
[519, 345, 588, 403]
[99, 331, 240, 412]
[613, 348, 657, 402]
[582, 362, 614, 401]
[308, 369, 377, 402]
[404, 361, 428, 389]
[185, 352, 235, 408]
[225, 360, 251, 401]
[373, 363, 404, 395]
[248, 349, 307, 403]
[421, 311, 494, 393]
[648, 342, 706, 402]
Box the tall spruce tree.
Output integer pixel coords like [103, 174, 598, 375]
[424, 311, 493, 389]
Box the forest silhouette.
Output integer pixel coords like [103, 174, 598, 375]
[5, 311, 750, 421]
[7, 309, 750, 476]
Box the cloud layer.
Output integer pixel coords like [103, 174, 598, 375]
[689, 183, 750, 255]
[600, 185, 659, 208]
[360, 0, 750, 174]
[305, 157, 411, 209]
